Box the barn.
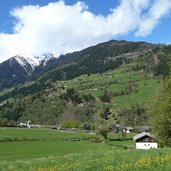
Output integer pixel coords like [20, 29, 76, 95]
[133, 132, 158, 150]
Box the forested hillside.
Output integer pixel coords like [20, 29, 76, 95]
[0, 41, 170, 128]
[150, 45, 171, 147]
[0, 40, 160, 90]
[37, 40, 159, 82]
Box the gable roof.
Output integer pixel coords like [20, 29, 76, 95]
[125, 127, 133, 130]
[133, 132, 154, 141]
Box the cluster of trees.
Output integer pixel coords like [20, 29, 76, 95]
[1, 42, 170, 130]
[0, 87, 97, 125]
[40, 57, 129, 83]
[0, 118, 15, 127]
[150, 65, 171, 146]
[99, 82, 138, 104]
[60, 88, 95, 105]
[39, 40, 153, 84]
[61, 121, 81, 129]
[99, 104, 111, 120]
[154, 62, 169, 77]
[132, 47, 170, 77]
[149, 46, 171, 147]
[100, 90, 112, 103]
[118, 104, 146, 126]
[0, 81, 52, 101]
[0, 100, 24, 121]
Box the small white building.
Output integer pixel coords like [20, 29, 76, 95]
[133, 132, 158, 150]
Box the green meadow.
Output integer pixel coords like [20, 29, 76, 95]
[1, 128, 171, 171]
[0, 128, 99, 141]
[64, 64, 160, 107]
[0, 64, 161, 127]
[0, 65, 164, 171]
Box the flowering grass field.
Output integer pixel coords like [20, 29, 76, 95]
[1, 128, 171, 171]
[1, 148, 171, 171]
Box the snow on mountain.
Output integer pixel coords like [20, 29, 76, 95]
[42, 54, 58, 66]
[13, 56, 34, 76]
[12, 53, 58, 74]
[13, 53, 58, 68]
[14, 55, 42, 68]
[0, 53, 58, 86]
[0, 53, 55, 78]
[0, 53, 58, 90]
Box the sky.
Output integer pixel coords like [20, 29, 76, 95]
[0, 0, 171, 62]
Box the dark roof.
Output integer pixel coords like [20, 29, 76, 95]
[133, 132, 154, 141]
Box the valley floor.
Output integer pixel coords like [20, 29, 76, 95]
[0, 128, 171, 171]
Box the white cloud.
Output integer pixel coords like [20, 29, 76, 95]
[0, 0, 171, 62]
[135, 0, 171, 36]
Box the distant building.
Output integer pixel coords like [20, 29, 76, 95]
[134, 126, 151, 133]
[18, 121, 31, 128]
[133, 132, 158, 150]
[27, 121, 31, 128]
[125, 127, 134, 133]
[112, 124, 123, 133]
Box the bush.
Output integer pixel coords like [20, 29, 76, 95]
[61, 121, 81, 129]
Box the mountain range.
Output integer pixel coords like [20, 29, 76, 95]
[0, 40, 170, 127]
[0, 40, 160, 90]
[0, 54, 58, 90]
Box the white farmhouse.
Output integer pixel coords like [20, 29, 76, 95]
[133, 132, 158, 150]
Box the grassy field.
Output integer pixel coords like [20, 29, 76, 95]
[64, 64, 160, 107]
[0, 128, 100, 141]
[0, 128, 135, 142]
[114, 79, 159, 106]
[2, 148, 170, 171]
[0, 141, 109, 161]
[0, 64, 164, 171]
[1, 128, 171, 171]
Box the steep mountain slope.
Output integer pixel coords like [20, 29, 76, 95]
[0, 40, 162, 100]
[0, 40, 160, 91]
[39, 40, 160, 82]
[0, 40, 169, 127]
[0, 63, 160, 126]
[0, 54, 57, 90]
[0, 56, 37, 90]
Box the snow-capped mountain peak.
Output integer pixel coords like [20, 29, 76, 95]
[13, 53, 58, 68]
[42, 53, 58, 66]
[0, 53, 58, 88]
[14, 55, 43, 68]
[8, 53, 57, 76]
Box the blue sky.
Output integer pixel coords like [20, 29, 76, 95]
[0, 0, 171, 62]
[0, 0, 118, 33]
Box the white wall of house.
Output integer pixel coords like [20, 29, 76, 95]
[136, 142, 158, 149]
[126, 130, 132, 133]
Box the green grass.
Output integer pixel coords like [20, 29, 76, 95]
[114, 79, 160, 106]
[64, 65, 160, 107]
[0, 141, 108, 161]
[0, 128, 109, 162]
[0, 63, 161, 111]
[0, 128, 101, 141]
[1, 128, 171, 171]
[1, 146, 171, 171]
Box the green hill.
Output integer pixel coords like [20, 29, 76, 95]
[0, 41, 170, 127]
